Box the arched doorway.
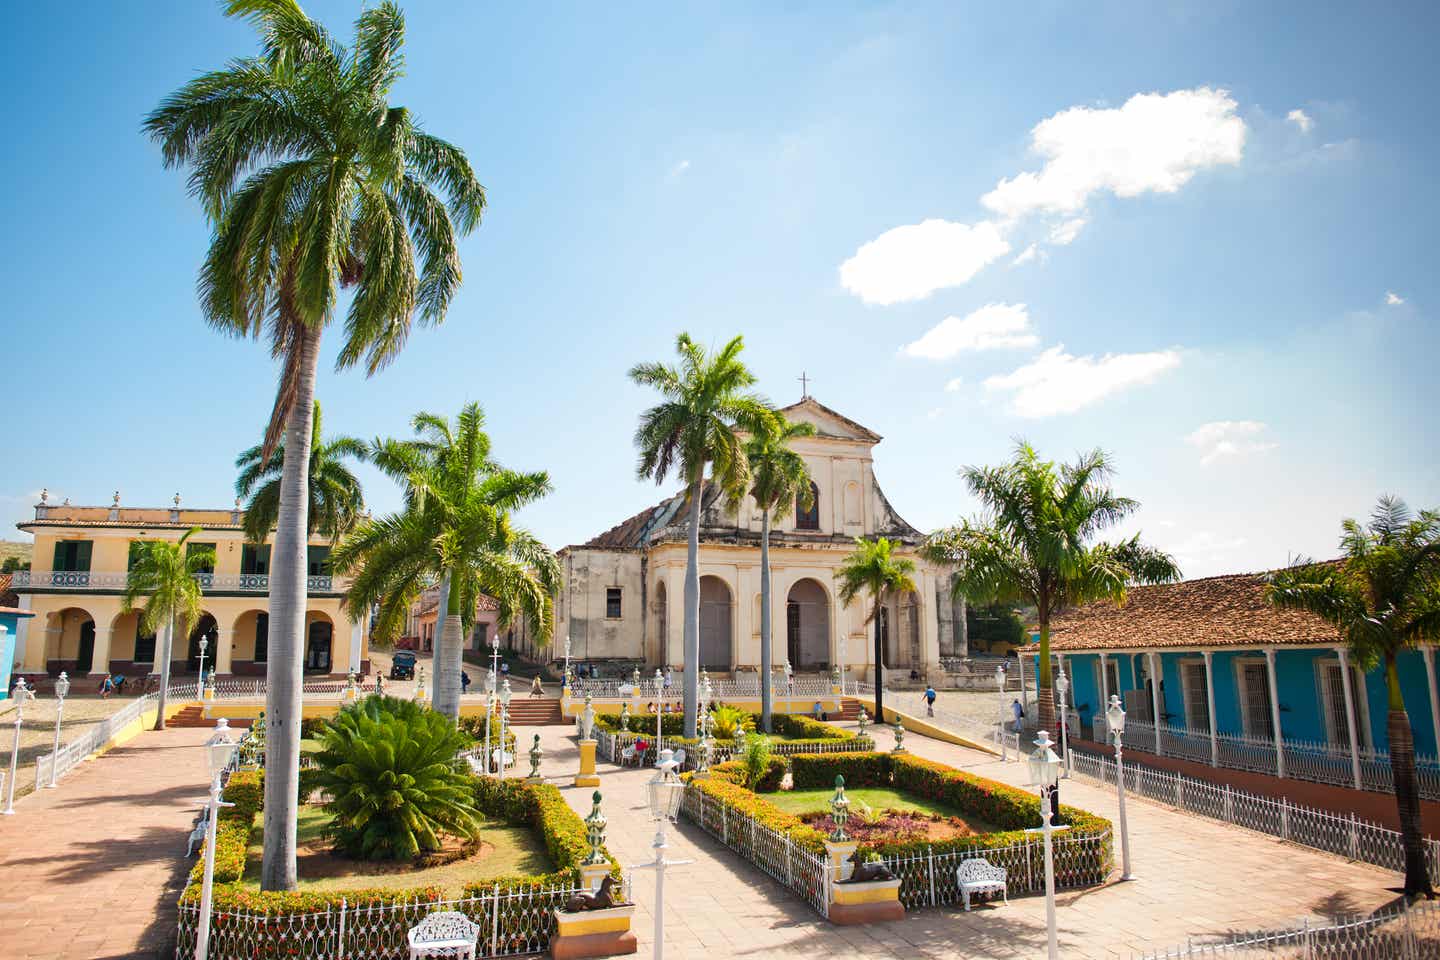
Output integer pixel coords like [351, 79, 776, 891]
[187, 614, 218, 673]
[698, 576, 732, 671]
[306, 614, 334, 673]
[654, 580, 668, 667]
[882, 591, 922, 671]
[786, 578, 830, 670]
[47, 607, 98, 675]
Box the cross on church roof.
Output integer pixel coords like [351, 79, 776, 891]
[798, 371, 811, 399]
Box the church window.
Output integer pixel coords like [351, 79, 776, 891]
[606, 587, 623, 619]
[795, 482, 820, 531]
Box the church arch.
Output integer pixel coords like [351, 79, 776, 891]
[698, 575, 733, 670]
[785, 578, 830, 670]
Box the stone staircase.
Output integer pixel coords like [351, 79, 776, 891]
[504, 697, 566, 726]
[832, 698, 866, 721]
[167, 704, 252, 729]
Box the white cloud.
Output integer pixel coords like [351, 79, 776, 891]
[944, 377, 964, 392]
[899, 303, 1039, 359]
[1047, 217, 1088, 246]
[1287, 109, 1314, 133]
[983, 344, 1181, 417]
[668, 159, 690, 179]
[1185, 420, 1277, 466]
[1385, 291, 1405, 306]
[980, 87, 1246, 220]
[1012, 243, 1040, 265]
[839, 219, 1010, 305]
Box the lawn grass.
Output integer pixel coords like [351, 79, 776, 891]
[240, 806, 555, 894]
[768, 787, 996, 832]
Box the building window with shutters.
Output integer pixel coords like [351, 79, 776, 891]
[53, 540, 93, 572]
[187, 541, 216, 574]
[254, 613, 269, 663]
[134, 625, 157, 664]
[1236, 658, 1275, 739]
[1318, 659, 1354, 747]
[241, 544, 271, 575]
[1180, 659, 1211, 733]
[606, 588, 623, 619]
[795, 482, 820, 531]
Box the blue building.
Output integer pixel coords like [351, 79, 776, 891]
[1, 603, 36, 699]
[1031, 571, 1440, 794]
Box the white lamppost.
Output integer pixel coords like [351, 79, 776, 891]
[196, 717, 239, 960]
[784, 660, 794, 715]
[1026, 729, 1068, 960]
[196, 637, 209, 696]
[489, 633, 502, 693]
[47, 671, 71, 788]
[635, 749, 691, 960]
[563, 637, 572, 691]
[839, 634, 848, 696]
[995, 664, 1009, 761]
[497, 678, 513, 780]
[4, 677, 35, 814]
[1107, 694, 1133, 881]
[1055, 665, 1071, 779]
[483, 667, 496, 774]
[654, 668, 664, 746]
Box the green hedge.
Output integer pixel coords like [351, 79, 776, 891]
[466, 777, 619, 891]
[789, 752, 894, 789]
[770, 714, 852, 741]
[687, 756, 787, 792]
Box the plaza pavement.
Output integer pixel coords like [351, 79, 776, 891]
[530, 720, 1406, 959]
[0, 725, 213, 960]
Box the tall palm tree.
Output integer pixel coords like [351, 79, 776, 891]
[729, 415, 815, 732]
[1267, 497, 1440, 897]
[121, 528, 214, 731]
[146, 0, 485, 891]
[923, 442, 1180, 731]
[629, 333, 770, 737]
[235, 401, 368, 544]
[836, 537, 918, 722]
[332, 402, 560, 718]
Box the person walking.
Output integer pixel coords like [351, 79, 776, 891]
[1010, 697, 1025, 733]
[923, 685, 937, 717]
[530, 675, 545, 698]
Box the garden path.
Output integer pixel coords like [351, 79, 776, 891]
[527, 720, 1405, 959]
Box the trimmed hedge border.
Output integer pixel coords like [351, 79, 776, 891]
[684, 756, 787, 792]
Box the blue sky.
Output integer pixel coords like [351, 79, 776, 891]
[2, 2, 1435, 577]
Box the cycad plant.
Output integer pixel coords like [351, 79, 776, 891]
[708, 704, 755, 741]
[1267, 497, 1440, 897]
[235, 401, 368, 544]
[630, 333, 770, 736]
[312, 695, 481, 860]
[121, 528, 215, 730]
[836, 537, 918, 722]
[146, 0, 485, 890]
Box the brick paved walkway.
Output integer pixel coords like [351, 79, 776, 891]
[0, 726, 214, 960]
[527, 721, 1407, 959]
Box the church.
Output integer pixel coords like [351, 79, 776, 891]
[554, 396, 964, 682]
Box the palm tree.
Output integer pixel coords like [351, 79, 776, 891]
[629, 333, 770, 737]
[121, 528, 214, 731]
[836, 537, 918, 722]
[332, 402, 561, 719]
[235, 401, 368, 544]
[729, 415, 815, 732]
[923, 442, 1180, 731]
[146, 1, 484, 891]
[1266, 497, 1440, 897]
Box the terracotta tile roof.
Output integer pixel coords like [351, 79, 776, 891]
[1033, 569, 1342, 652]
[0, 606, 35, 617]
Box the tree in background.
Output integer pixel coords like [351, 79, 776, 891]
[1267, 497, 1440, 897]
[121, 528, 214, 730]
[923, 443, 1180, 732]
[235, 401, 367, 544]
[629, 333, 770, 737]
[146, 0, 486, 890]
[836, 537, 918, 722]
[966, 602, 1029, 653]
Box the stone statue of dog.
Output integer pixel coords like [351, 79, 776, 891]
[564, 874, 620, 912]
[840, 848, 895, 884]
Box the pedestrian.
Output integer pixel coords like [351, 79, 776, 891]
[1011, 697, 1025, 732]
[461, 670, 471, 694]
[500, 661, 509, 678]
[664, 667, 673, 692]
[375, 672, 384, 695]
[99, 674, 116, 699]
[923, 685, 937, 717]
[531, 675, 545, 697]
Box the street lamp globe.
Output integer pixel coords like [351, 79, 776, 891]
[648, 749, 684, 822]
[500, 678, 513, 708]
[204, 718, 238, 780]
[1027, 729, 1062, 792]
[54, 671, 71, 700]
[1106, 694, 1126, 737]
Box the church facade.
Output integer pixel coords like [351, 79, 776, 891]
[554, 398, 963, 682]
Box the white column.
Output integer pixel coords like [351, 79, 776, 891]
[89, 627, 112, 677]
[1098, 652, 1110, 709]
[1423, 647, 1440, 763]
[1264, 648, 1285, 779]
[1148, 651, 1164, 758]
[13, 605, 30, 663]
[1203, 650, 1218, 767]
[214, 624, 233, 675]
[1337, 647, 1362, 790]
[349, 619, 364, 673]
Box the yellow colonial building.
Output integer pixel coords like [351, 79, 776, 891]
[10, 493, 369, 683]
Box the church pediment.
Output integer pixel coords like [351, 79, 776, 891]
[777, 397, 882, 444]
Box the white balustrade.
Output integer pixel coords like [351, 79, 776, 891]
[9, 570, 336, 592]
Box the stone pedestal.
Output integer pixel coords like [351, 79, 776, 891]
[574, 739, 600, 787]
[525, 774, 545, 785]
[824, 840, 858, 882]
[550, 905, 637, 960]
[828, 878, 904, 926]
[578, 862, 612, 892]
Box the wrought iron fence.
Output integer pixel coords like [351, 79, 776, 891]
[681, 784, 831, 917]
[175, 880, 599, 959]
[9, 570, 335, 592]
[1132, 897, 1440, 958]
[569, 674, 834, 702]
[33, 692, 158, 791]
[881, 830, 1112, 910]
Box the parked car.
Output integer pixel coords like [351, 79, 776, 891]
[390, 650, 417, 680]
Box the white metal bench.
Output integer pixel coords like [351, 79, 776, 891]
[956, 857, 1007, 911]
[407, 910, 480, 959]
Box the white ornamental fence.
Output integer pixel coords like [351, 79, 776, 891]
[33, 691, 159, 791]
[594, 727, 874, 771]
[568, 674, 834, 702]
[175, 879, 617, 960]
[9, 569, 335, 593]
[1133, 897, 1440, 958]
[1095, 715, 1440, 801]
[681, 784, 831, 917]
[881, 829, 1112, 910]
[1067, 750, 1440, 879]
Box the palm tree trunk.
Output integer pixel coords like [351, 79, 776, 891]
[1036, 606, 1055, 733]
[760, 509, 773, 734]
[434, 572, 465, 718]
[873, 596, 885, 722]
[683, 476, 703, 738]
[1384, 655, 1433, 896]
[153, 615, 175, 731]
[261, 326, 320, 893]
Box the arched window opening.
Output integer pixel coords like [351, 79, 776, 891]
[795, 481, 820, 531]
